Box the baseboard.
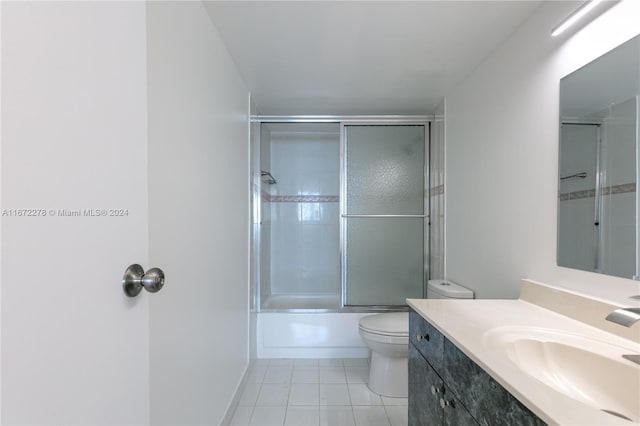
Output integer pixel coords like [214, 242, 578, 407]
[220, 359, 253, 426]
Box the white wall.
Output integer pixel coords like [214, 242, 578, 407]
[1, 2, 150, 424]
[146, 2, 250, 424]
[446, 1, 640, 302]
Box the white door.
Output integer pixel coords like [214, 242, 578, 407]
[1, 2, 150, 424]
[1, 2, 250, 425]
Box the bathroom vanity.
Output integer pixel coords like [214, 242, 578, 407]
[408, 310, 544, 425]
[407, 279, 640, 426]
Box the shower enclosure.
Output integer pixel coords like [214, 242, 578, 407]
[251, 118, 430, 312]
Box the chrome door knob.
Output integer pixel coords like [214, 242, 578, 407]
[122, 264, 165, 297]
[141, 267, 165, 293]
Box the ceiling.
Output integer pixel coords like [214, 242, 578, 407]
[204, 1, 544, 116]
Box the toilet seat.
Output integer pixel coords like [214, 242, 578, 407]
[359, 313, 408, 337]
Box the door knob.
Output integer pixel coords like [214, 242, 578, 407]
[122, 264, 165, 297]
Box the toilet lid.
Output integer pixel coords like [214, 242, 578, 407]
[359, 313, 408, 336]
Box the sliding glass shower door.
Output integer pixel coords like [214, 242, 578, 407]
[342, 125, 427, 306]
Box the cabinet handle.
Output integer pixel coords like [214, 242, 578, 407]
[440, 398, 455, 409]
[416, 334, 430, 341]
[430, 385, 444, 395]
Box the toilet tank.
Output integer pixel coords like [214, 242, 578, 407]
[427, 280, 474, 299]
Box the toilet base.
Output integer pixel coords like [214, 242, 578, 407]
[367, 351, 408, 398]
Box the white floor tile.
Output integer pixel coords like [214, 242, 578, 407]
[352, 406, 391, 426]
[247, 364, 268, 383]
[295, 359, 320, 368]
[270, 359, 295, 367]
[319, 358, 343, 367]
[230, 358, 404, 426]
[292, 367, 319, 384]
[381, 396, 408, 406]
[264, 365, 294, 384]
[230, 406, 253, 425]
[342, 358, 369, 367]
[345, 366, 369, 384]
[319, 366, 346, 384]
[319, 406, 355, 426]
[384, 406, 408, 426]
[249, 406, 286, 426]
[238, 383, 261, 406]
[289, 383, 319, 406]
[348, 383, 383, 406]
[256, 383, 290, 406]
[285, 406, 320, 426]
[319, 384, 351, 405]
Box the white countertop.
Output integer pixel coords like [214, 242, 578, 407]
[406, 294, 640, 426]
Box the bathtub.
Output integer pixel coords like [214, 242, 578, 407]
[257, 312, 372, 358]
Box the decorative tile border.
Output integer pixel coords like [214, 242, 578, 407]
[559, 182, 636, 201]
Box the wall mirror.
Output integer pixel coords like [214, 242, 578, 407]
[558, 34, 640, 279]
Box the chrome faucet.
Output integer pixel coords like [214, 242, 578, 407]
[605, 307, 640, 327]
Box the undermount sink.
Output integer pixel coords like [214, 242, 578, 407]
[483, 326, 640, 423]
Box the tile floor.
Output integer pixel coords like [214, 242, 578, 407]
[229, 358, 408, 426]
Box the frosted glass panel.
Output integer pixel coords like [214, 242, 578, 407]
[345, 126, 424, 215]
[345, 218, 424, 305]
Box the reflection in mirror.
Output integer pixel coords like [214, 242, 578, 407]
[558, 34, 640, 279]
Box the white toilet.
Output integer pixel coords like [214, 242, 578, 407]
[358, 280, 474, 397]
[427, 279, 474, 300]
[359, 312, 409, 397]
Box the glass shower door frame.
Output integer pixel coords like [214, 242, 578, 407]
[339, 121, 430, 308]
[250, 115, 432, 312]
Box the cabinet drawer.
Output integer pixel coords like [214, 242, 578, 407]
[409, 309, 445, 375]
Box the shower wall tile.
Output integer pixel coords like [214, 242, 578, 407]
[270, 131, 340, 197]
[271, 203, 340, 295]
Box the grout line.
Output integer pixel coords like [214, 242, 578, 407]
[235, 358, 406, 426]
